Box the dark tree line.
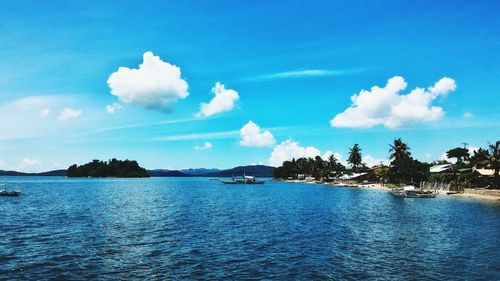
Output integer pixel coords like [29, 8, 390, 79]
[67, 159, 149, 178]
[274, 138, 430, 184]
[274, 155, 346, 180]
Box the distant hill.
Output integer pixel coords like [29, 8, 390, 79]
[0, 165, 275, 178]
[0, 169, 67, 176]
[180, 168, 221, 175]
[203, 165, 275, 177]
[147, 169, 191, 177]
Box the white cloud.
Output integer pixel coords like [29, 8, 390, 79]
[330, 76, 457, 129]
[363, 155, 389, 168]
[428, 77, 456, 96]
[107, 51, 189, 112]
[105, 102, 123, 114]
[58, 108, 82, 120]
[39, 108, 50, 117]
[0, 160, 5, 169]
[239, 121, 276, 148]
[269, 139, 324, 167]
[195, 142, 213, 150]
[0, 95, 76, 140]
[21, 158, 41, 167]
[196, 82, 239, 117]
[156, 130, 239, 141]
[321, 151, 344, 163]
[251, 69, 360, 81]
[463, 112, 473, 118]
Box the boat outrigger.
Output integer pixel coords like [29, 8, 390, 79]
[0, 183, 22, 197]
[220, 175, 265, 185]
[390, 185, 437, 198]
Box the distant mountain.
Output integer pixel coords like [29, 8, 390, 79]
[147, 169, 191, 177]
[0, 165, 275, 178]
[203, 165, 275, 177]
[35, 169, 67, 176]
[0, 169, 67, 176]
[180, 168, 221, 175]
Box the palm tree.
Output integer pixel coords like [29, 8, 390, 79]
[348, 144, 363, 172]
[389, 138, 411, 162]
[389, 138, 413, 183]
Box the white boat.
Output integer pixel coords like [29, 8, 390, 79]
[390, 185, 436, 198]
[220, 175, 264, 185]
[0, 183, 22, 197]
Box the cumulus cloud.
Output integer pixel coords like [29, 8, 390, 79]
[239, 121, 276, 148]
[105, 102, 123, 114]
[58, 108, 82, 120]
[196, 82, 239, 117]
[330, 76, 457, 129]
[321, 151, 344, 163]
[39, 108, 50, 117]
[107, 51, 189, 112]
[195, 142, 213, 150]
[268, 140, 341, 167]
[363, 155, 389, 168]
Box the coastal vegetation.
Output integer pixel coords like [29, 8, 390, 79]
[274, 139, 500, 189]
[67, 159, 149, 178]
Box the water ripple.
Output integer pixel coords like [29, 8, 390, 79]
[0, 177, 499, 280]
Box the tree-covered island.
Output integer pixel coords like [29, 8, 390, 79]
[67, 159, 149, 178]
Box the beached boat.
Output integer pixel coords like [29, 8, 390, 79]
[220, 175, 264, 185]
[390, 185, 436, 198]
[0, 183, 22, 197]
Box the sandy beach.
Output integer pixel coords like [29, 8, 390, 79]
[284, 180, 500, 203]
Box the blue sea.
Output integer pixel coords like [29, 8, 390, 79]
[1, 177, 499, 280]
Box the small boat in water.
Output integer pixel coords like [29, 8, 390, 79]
[390, 185, 436, 198]
[0, 183, 22, 197]
[220, 175, 265, 185]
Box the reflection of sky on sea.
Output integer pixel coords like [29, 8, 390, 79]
[0, 177, 499, 280]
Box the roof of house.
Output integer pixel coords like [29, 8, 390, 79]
[473, 168, 500, 176]
[340, 172, 367, 180]
[430, 164, 452, 173]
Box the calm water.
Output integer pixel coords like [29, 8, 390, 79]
[0, 177, 499, 280]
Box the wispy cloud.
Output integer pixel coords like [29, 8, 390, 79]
[155, 126, 287, 142]
[79, 117, 205, 136]
[155, 130, 240, 141]
[248, 69, 362, 81]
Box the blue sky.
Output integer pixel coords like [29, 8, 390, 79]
[0, 1, 499, 172]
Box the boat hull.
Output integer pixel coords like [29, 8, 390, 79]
[390, 189, 436, 198]
[220, 180, 264, 185]
[0, 191, 21, 197]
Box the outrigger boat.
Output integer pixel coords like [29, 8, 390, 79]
[220, 175, 264, 185]
[0, 183, 22, 197]
[390, 185, 437, 198]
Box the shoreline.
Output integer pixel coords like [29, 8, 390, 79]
[283, 180, 500, 203]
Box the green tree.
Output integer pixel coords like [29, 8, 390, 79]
[446, 147, 470, 164]
[389, 138, 413, 183]
[470, 148, 490, 167]
[327, 154, 345, 178]
[347, 144, 363, 172]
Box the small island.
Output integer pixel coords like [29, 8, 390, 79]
[67, 159, 149, 178]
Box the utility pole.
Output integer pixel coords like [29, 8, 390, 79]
[461, 142, 469, 149]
